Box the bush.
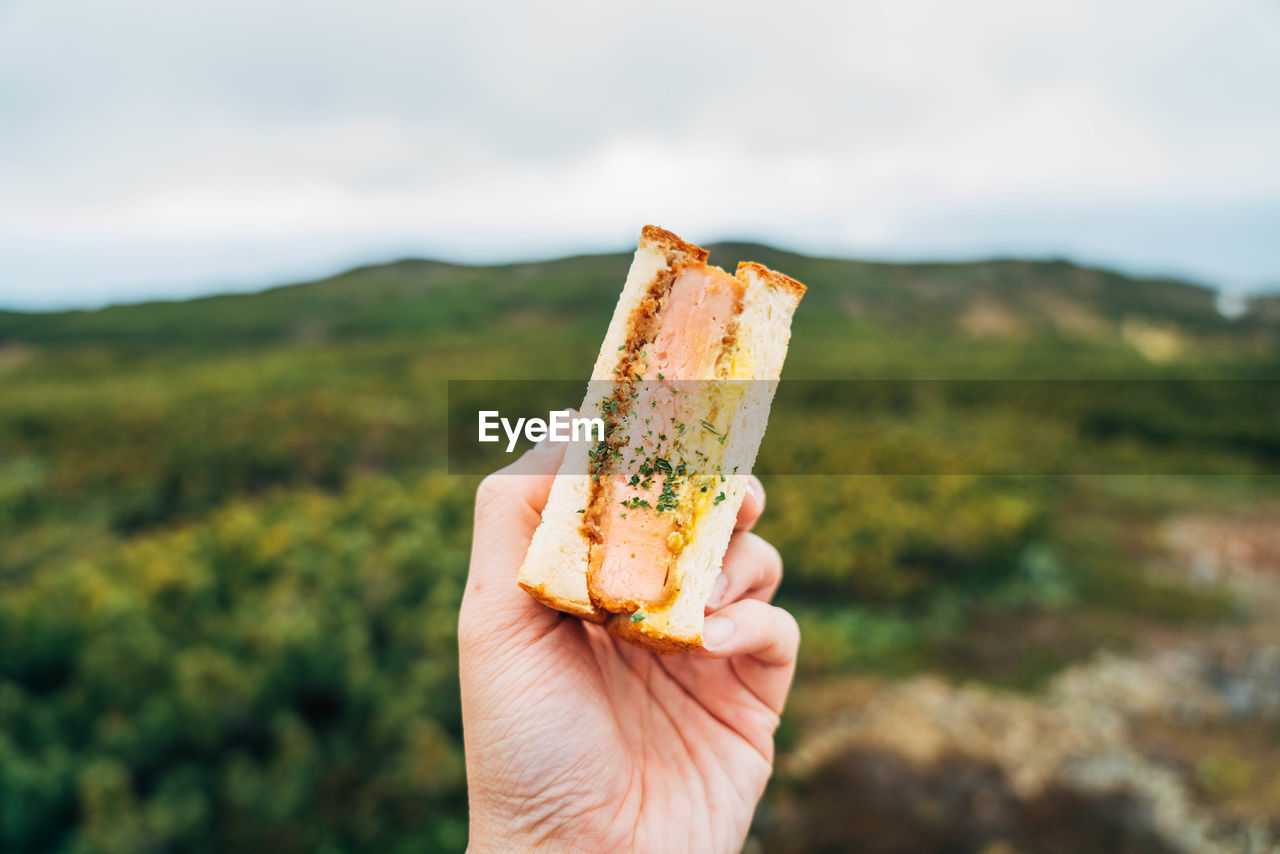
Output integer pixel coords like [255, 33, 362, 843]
[0, 475, 473, 854]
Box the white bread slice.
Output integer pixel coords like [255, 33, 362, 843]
[517, 228, 805, 651]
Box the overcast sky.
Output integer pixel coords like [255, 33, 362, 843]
[2, 0, 1278, 310]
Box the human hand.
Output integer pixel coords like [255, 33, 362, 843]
[458, 438, 799, 853]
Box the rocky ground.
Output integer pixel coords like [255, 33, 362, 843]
[754, 510, 1280, 854]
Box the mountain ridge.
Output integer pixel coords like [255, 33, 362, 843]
[0, 242, 1272, 353]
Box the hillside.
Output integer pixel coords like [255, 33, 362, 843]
[1, 243, 1271, 359]
[2, 243, 1279, 853]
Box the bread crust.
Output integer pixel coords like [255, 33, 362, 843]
[605, 613, 701, 654]
[519, 580, 607, 622]
[736, 261, 808, 299]
[641, 225, 709, 263]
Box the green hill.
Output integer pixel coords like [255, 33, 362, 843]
[1, 243, 1270, 356]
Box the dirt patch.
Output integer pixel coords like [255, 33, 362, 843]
[774, 640, 1280, 853]
[1163, 509, 1280, 589]
[958, 296, 1027, 338]
[0, 343, 36, 372]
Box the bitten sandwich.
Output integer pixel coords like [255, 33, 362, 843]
[518, 226, 806, 652]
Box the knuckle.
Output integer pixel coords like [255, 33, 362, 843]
[474, 474, 508, 520]
[476, 472, 503, 500]
[456, 606, 492, 655]
[749, 533, 784, 574]
[773, 606, 801, 646]
[764, 537, 783, 570]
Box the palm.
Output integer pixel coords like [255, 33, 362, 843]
[472, 619, 777, 851]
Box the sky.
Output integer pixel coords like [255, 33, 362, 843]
[2, 0, 1279, 310]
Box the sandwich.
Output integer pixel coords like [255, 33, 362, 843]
[517, 226, 806, 652]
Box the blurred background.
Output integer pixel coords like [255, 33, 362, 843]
[2, 1, 1279, 852]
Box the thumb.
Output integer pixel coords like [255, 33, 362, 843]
[461, 437, 567, 641]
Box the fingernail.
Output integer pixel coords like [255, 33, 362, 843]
[703, 615, 735, 650]
[747, 477, 764, 505]
[709, 572, 728, 608]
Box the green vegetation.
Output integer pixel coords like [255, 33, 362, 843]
[2, 243, 1277, 851]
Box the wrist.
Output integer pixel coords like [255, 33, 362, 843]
[466, 794, 554, 854]
[467, 824, 592, 854]
[466, 812, 525, 854]
[467, 796, 612, 854]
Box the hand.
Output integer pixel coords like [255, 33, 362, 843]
[459, 439, 799, 853]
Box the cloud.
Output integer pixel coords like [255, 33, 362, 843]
[1, 0, 1278, 307]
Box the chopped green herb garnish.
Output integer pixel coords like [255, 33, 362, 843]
[655, 474, 680, 513]
[714, 491, 727, 505]
[631, 611, 646, 623]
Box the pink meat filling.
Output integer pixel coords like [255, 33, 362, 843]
[591, 264, 744, 610]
